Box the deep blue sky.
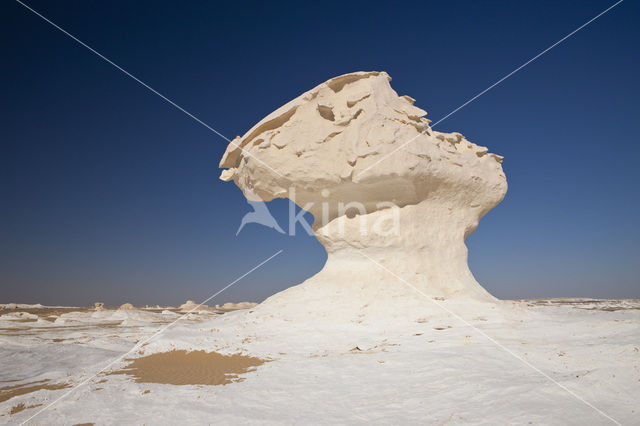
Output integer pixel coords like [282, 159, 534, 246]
[1, 0, 638, 306]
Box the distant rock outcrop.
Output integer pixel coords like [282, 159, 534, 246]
[220, 71, 507, 318]
[119, 303, 135, 310]
[215, 302, 258, 311]
[178, 300, 200, 311]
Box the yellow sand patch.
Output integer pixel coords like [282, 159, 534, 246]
[110, 350, 266, 386]
[0, 380, 71, 403]
[10, 402, 42, 415]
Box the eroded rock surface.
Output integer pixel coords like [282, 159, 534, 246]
[220, 71, 507, 317]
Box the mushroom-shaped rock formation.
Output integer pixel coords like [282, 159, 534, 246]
[220, 71, 507, 319]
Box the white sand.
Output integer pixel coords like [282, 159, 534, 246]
[0, 299, 638, 424]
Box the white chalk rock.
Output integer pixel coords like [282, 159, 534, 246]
[220, 71, 507, 319]
[178, 300, 201, 311]
[0, 311, 38, 320]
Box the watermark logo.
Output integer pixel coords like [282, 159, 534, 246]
[236, 187, 400, 238]
[236, 199, 285, 235]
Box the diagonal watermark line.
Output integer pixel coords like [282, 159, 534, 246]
[14, 0, 285, 178]
[357, 251, 621, 425]
[19, 249, 284, 425]
[356, 0, 624, 179]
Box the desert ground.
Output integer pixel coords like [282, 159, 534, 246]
[1, 299, 638, 425]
